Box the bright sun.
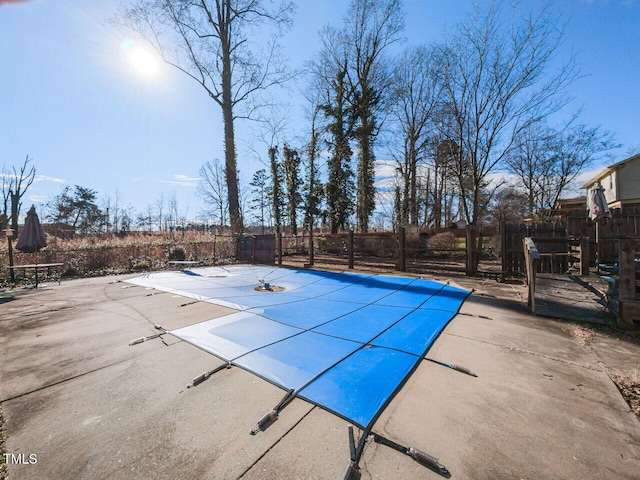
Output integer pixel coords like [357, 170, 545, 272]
[130, 48, 158, 76]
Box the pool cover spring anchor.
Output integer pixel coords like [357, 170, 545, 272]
[128, 325, 168, 345]
[343, 425, 362, 480]
[459, 312, 492, 320]
[426, 358, 478, 377]
[371, 433, 451, 478]
[187, 362, 232, 388]
[250, 388, 295, 435]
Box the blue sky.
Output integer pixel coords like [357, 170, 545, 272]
[1, 0, 639, 223]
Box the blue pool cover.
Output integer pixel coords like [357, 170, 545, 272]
[128, 265, 471, 429]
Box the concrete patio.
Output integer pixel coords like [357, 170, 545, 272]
[1, 269, 639, 479]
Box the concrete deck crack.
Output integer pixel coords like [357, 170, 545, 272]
[235, 405, 316, 480]
[0, 356, 140, 404]
[444, 332, 602, 372]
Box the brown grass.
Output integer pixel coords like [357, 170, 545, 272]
[1, 231, 238, 286]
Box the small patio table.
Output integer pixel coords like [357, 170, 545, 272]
[6, 263, 64, 288]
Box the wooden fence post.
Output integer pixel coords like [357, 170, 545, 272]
[465, 226, 472, 276]
[500, 221, 507, 274]
[579, 237, 590, 276]
[398, 227, 406, 272]
[277, 231, 283, 266]
[619, 238, 636, 300]
[308, 227, 314, 266]
[523, 237, 541, 314]
[348, 230, 354, 269]
[465, 226, 479, 276]
[6, 233, 15, 282]
[251, 235, 256, 263]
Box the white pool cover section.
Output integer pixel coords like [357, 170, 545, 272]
[127, 265, 470, 429]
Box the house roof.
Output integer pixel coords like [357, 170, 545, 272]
[582, 153, 640, 189]
[554, 196, 586, 209]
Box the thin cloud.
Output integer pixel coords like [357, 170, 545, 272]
[26, 194, 48, 203]
[34, 174, 65, 183]
[159, 174, 200, 187]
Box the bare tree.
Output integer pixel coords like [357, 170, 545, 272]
[506, 117, 618, 215]
[311, 26, 357, 233]
[269, 145, 284, 238]
[624, 144, 640, 157]
[390, 45, 441, 227]
[113, 0, 296, 234]
[302, 105, 324, 234]
[138, 203, 156, 231]
[249, 169, 269, 232]
[344, 0, 404, 232]
[1, 165, 11, 230]
[282, 144, 302, 235]
[487, 185, 530, 225]
[197, 159, 228, 227]
[102, 189, 126, 233]
[155, 192, 166, 231]
[437, 2, 578, 274]
[504, 122, 557, 216]
[543, 120, 618, 212]
[1, 155, 36, 235]
[431, 139, 460, 228]
[120, 204, 137, 232]
[246, 103, 291, 239]
[167, 190, 179, 231]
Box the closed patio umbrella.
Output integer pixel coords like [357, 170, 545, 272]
[590, 182, 611, 269]
[15, 205, 47, 254]
[590, 181, 611, 222]
[15, 205, 47, 286]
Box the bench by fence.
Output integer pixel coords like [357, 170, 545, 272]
[6, 262, 64, 288]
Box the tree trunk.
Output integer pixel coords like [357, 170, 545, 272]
[10, 192, 19, 237]
[356, 109, 375, 233]
[269, 147, 282, 236]
[220, 9, 242, 234]
[409, 142, 418, 225]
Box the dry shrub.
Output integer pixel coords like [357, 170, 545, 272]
[428, 232, 458, 250]
[1, 231, 238, 283]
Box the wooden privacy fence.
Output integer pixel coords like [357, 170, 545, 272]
[276, 227, 492, 274]
[502, 222, 572, 276]
[236, 234, 275, 264]
[501, 221, 591, 277]
[279, 230, 403, 270]
[617, 238, 640, 328]
[566, 206, 640, 264]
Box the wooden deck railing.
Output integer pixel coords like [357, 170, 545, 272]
[523, 237, 541, 314]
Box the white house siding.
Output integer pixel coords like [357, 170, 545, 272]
[583, 153, 640, 212]
[618, 157, 640, 203]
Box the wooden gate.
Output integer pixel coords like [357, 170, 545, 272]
[236, 234, 275, 264]
[501, 222, 569, 276]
